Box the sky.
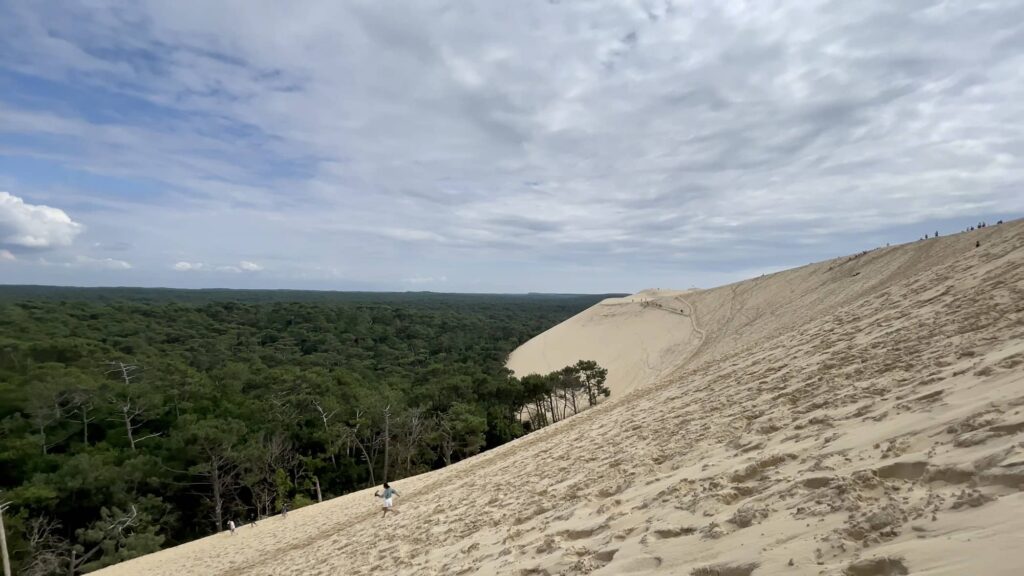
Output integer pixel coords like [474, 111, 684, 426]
[0, 0, 1022, 293]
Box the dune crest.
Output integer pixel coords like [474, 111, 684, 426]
[96, 221, 1024, 576]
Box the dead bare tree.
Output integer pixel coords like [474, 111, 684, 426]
[340, 409, 380, 487]
[162, 452, 238, 535]
[105, 362, 160, 451]
[267, 389, 301, 425]
[67, 505, 139, 575]
[19, 515, 68, 576]
[436, 414, 456, 467]
[311, 399, 338, 467]
[242, 433, 297, 518]
[396, 407, 430, 476]
[63, 388, 95, 445]
[201, 452, 238, 533]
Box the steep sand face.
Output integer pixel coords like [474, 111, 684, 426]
[96, 221, 1024, 576]
[506, 289, 703, 398]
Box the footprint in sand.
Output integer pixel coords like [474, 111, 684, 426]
[608, 555, 663, 574]
[690, 562, 758, 576]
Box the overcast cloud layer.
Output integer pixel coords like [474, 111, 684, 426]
[1, 0, 1022, 292]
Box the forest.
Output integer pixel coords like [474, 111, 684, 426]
[0, 287, 615, 574]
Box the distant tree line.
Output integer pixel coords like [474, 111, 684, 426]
[0, 292, 612, 574]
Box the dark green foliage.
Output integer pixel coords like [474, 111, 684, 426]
[0, 287, 617, 573]
[574, 360, 611, 407]
[516, 360, 610, 427]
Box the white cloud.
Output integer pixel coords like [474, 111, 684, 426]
[32, 254, 131, 270]
[0, 249, 15, 261]
[0, 191, 83, 249]
[174, 260, 262, 273]
[1, 2, 1023, 291]
[173, 261, 204, 271]
[74, 255, 131, 270]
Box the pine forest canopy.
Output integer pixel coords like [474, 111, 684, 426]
[0, 286, 619, 574]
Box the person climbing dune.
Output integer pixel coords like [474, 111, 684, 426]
[374, 482, 400, 518]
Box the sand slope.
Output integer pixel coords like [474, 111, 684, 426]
[506, 289, 703, 398]
[96, 221, 1024, 576]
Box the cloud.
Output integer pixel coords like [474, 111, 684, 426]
[0, 191, 83, 249]
[0, 249, 15, 261]
[33, 255, 131, 270]
[74, 255, 131, 270]
[173, 261, 204, 271]
[174, 260, 263, 273]
[1, 2, 1023, 291]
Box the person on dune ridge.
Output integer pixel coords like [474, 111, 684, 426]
[374, 482, 400, 518]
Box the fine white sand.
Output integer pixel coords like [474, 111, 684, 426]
[96, 220, 1024, 576]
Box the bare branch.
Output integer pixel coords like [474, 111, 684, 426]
[134, 432, 162, 444]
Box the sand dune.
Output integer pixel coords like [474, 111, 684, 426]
[96, 221, 1024, 576]
[506, 289, 703, 398]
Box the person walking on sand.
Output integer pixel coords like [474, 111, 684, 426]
[281, 502, 288, 519]
[374, 482, 400, 518]
[228, 519, 236, 535]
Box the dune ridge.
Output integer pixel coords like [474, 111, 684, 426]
[97, 221, 1024, 575]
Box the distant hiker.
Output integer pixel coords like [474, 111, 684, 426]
[228, 519, 236, 535]
[976, 240, 981, 248]
[375, 482, 400, 518]
[250, 516, 258, 528]
[935, 231, 939, 238]
[281, 503, 288, 519]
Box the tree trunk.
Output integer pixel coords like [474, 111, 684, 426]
[81, 407, 89, 445]
[0, 506, 11, 576]
[383, 408, 390, 483]
[352, 437, 375, 487]
[533, 401, 547, 427]
[442, 439, 453, 467]
[317, 414, 337, 468]
[123, 409, 136, 451]
[314, 476, 323, 503]
[212, 462, 223, 532]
